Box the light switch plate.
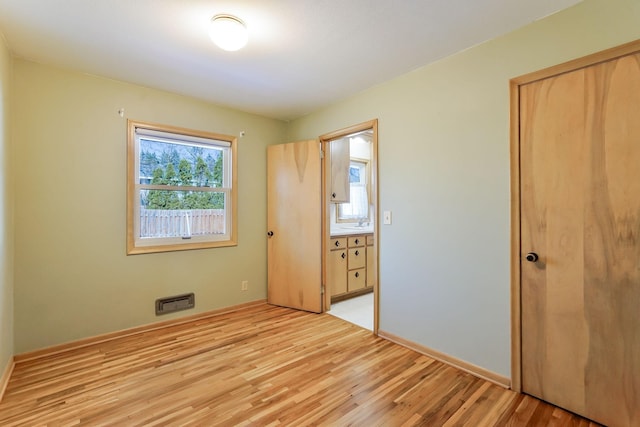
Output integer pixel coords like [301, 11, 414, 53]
[383, 210, 392, 225]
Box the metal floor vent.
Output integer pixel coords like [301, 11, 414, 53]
[155, 293, 195, 315]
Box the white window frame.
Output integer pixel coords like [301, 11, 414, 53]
[127, 120, 237, 254]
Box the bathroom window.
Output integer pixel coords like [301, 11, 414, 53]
[337, 159, 370, 223]
[127, 120, 237, 254]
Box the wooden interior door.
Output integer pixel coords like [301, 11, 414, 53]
[519, 49, 640, 426]
[267, 140, 322, 313]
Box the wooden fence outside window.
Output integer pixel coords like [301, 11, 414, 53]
[140, 208, 225, 238]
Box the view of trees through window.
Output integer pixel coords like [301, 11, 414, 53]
[139, 139, 225, 210]
[128, 121, 237, 254]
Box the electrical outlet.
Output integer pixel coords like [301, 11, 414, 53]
[241, 280, 248, 291]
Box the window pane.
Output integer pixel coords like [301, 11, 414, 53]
[139, 138, 225, 188]
[128, 120, 237, 254]
[139, 189, 226, 238]
[337, 160, 369, 221]
[338, 185, 368, 219]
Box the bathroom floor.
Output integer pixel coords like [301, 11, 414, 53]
[328, 292, 373, 330]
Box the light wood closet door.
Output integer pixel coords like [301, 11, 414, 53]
[520, 52, 640, 426]
[267, 140, 322, 313]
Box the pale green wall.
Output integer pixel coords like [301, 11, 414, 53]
[287, 0, 640, 378]
[13, 61, 287, 352]
[0, 35, 13, 373]
[8, 0, 640, 374]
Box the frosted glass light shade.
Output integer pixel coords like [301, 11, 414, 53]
[209, 15, 248, 51]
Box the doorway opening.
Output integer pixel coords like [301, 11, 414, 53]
[320, 120, 378, 333]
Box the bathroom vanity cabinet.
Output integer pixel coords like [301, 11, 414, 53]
[329, 233, 373, 301]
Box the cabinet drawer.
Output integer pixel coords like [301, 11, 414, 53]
[330, 237, 347, 250]
[348, 236, 365, 247]
[348, 248, 365, 269]
[366, 235, 374, 246]
[348, 268, 366, 291]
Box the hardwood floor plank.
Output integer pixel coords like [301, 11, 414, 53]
[0, 304, 600, 426]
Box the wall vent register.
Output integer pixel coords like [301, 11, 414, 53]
[155, 293, 195, 315]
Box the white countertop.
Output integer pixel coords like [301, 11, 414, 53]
[330, 227, 374, 236]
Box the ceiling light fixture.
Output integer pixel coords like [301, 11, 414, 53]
[209, 14, 248, 52]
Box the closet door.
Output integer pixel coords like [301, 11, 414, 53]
[519, 50, 640, 426]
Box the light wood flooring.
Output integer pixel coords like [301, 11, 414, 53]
[0, 303, 600, 426]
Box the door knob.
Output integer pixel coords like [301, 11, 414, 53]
[525, 252, 539, 262]
[267, 231, 274, 237]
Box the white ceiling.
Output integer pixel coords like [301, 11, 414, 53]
[0, 0, 581, 121]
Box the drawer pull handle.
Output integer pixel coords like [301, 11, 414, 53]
[341, 253, 346, 259]
[267, 231, 274, 237]
[332, 192, 337, 198]
[334, 240, 340, 247]
[355, 250, 359, 256]
[355, 239, 359, 244]
[355, 272, 360, 278]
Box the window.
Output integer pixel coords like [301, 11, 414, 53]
[127, 120, 237, 254]
[337, 159, 370, 223]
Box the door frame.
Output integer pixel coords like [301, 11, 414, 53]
[320, 119, 379, 334]
[509, 39, 640, 392]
